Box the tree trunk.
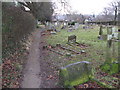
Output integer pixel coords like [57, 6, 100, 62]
[114, 7, 117, 25]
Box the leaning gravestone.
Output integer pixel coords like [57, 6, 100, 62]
[59, 61, 93, 87]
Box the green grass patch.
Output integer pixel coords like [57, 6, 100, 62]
[45, 25, 118, 67]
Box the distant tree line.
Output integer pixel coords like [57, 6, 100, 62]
[94, 0, 120, 25]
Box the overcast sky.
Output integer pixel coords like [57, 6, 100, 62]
[53, 0, 118, 15]
[21, 0, 118, 15]
[69, 0, 115, 15]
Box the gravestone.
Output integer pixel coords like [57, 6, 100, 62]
[50, 31, 56, 34]
[68, 28, 73, 32]
[100, 26, 119, 74]
[59, 61, 93, 87]
[107, 26, 119, 60]
[55, 22, 58, 26]
[112, 27, 118, 39]
[48, 22, 52, 30]
[99, 25, 103, 36]
[83, 25, 88, 29]
[98, 25, 106, 40]
[68, 35, 76, 43]
[75, 23, 79, 30]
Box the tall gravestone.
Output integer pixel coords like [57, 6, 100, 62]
[99, 25, 103, 36]
[106, 27, 113, 63]
[98, 25, 107, 40]
[47, 22, 52, 30]
[59, 61, 93, 87]
[101, 26, 119, 74]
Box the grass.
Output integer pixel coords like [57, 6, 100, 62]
[45, 25, 118, 67]
[44, 25, 119, 88]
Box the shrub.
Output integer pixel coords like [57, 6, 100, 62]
[2, 3, 36, 58]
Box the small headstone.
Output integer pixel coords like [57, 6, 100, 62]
[56, 43, 61, 47]
[81, 50, 85, 53]
[68, 35, 76, 43]
[83, 26, 88, 29]
[66, 53, 71, 56]
[75, 23, 79, 30]
[67, 28, 73, 32]
[59, 61, 93, 87]
[50, 31, 56, 34]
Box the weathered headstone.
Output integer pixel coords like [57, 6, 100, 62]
[68, 35, 76, 43]
[98, 25, 106, 40]
[48, 22, 52, 30]
[99, 25, 103, 36]
[50, 31, 56, 34]
[112, 27, 118, 39]
[59, 61, 93, 87]
[74, 23, 79, 30]
[100, 26, 119, 74]
[83, 26, 86, 29]
[68, 28, 73, 32]
[106, 26, 114, 62]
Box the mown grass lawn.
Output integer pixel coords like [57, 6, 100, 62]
[45, 25, 118, 68]
[44, 25, 119, 88]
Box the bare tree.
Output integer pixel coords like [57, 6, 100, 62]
[102, 7, 112, 16]
[101, 7, 114, 21]
[94, 1, 120, 23]
[109, 1, 119, 25]
[118, 2, 120, 25]
[18, 1, 54, 22]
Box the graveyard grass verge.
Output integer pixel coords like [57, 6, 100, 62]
[44, 25, 119, 88]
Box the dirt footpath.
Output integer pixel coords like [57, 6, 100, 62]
[20, 29, 59, 88]
[21, 29, 41, 88]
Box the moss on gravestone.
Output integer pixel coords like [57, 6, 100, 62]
[59, 61, 93, 87]
[100, 63, 118, 75]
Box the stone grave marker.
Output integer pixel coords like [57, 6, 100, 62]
[74, 23, 79, 30]
[83, 25, 88, 29]
[98, 25, 107, 40]
[54, 21, 57, 25]
[48, 22, 52, 30]
[68, 35, 76, 43]
[67, 25, 73, 32]
[50, 31, 56, 34]
[100, 26, 119, 74]
[59, 61, 93, 87]
[99, 25, 103, 36]
[68, 28, 73, 32]
[112, 27, 118, 39]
